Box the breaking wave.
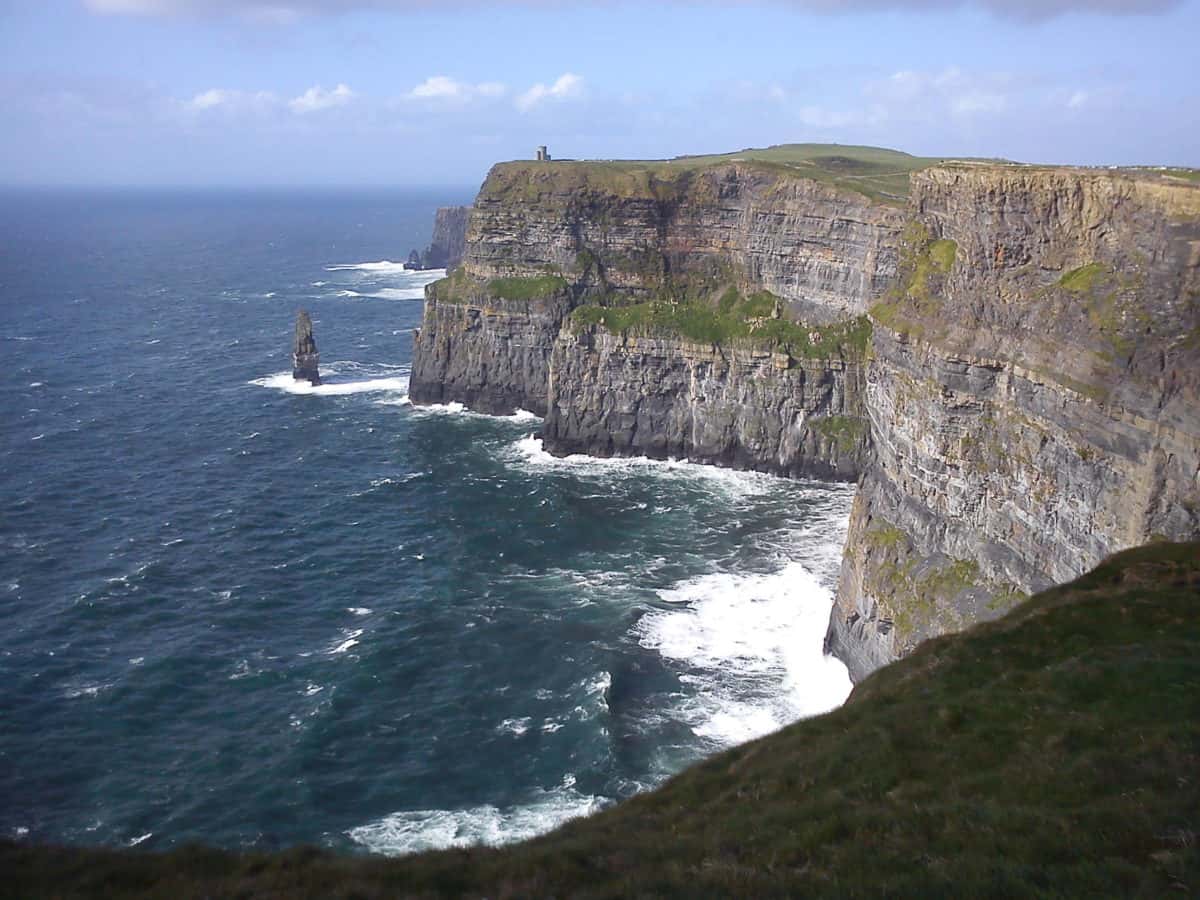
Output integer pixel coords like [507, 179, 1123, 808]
[347, 776, 606, 856]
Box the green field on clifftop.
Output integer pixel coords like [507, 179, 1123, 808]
[6, 541, 1198, 898]
[481, 143, 944, 205]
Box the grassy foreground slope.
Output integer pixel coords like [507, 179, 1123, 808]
[4, 541, 1198, 898]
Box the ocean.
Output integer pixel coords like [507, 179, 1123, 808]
[0, 188, 853, 855]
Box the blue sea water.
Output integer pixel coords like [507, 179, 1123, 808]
[0, 188, 854, 855]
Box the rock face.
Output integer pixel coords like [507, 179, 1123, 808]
[826, 165, 1200, 681]
[410, 152, 1200, 683]
[292, 310, 320, 385]
[411, 161, 900, 475]
[410, 279, 573, 415]
[462, 163, 902, 323]
[409, 206, 471, 271]
[544, 328, 867, 479]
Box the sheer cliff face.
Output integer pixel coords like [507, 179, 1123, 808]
[423, 206, 470, 270]
[545, 330, 867, 478]
[412, 162, 900, 466]
[827, 166, 1200, 680]
[464, 163, 902, 323]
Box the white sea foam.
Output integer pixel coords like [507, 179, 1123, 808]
[29, 382, 44, 388]
[635, 561, 851, 747]
[346, 777, 605, 856]
[128, 833, 153, 847]
[496, 716, 532, 736]
[325, 260, 412, 274]
[506, 435, 781, 499]
[334, 287, 428, 301]
[348, 607, 373, 616]
[250, 371, 409, 397]
[329, 628, 364, 655]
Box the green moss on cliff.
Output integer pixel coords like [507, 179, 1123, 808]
[571, 290, 872, 359]
[1059, 262, 1108, 293]
[427, 269, 567, 305]
[810, 415, 869, 453]
[868, 225, 958, 342]
[486, 274, 568, 301]
[8, 541, 1199, 898]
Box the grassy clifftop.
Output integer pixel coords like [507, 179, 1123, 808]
[5, 540, 1198, 898]
[479, 143, 941, 206]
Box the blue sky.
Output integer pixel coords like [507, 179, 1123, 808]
[1, 0, 1197, 186]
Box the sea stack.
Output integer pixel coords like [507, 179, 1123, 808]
[292, 310, 320, 385]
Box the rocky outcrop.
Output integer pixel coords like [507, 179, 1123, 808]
[408, 206, 470, 271]
[826, 165, 1200, 680]
[543, 328, 867, 479]
[409, 277, 573, 415]
[292, 310, 320, 385]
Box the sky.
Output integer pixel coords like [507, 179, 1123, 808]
[0, 0, 1197, 187]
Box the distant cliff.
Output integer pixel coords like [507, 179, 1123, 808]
[408, 205, 470, 271]
[411, 148, 920, 476]
[409, 145, 1200, 679]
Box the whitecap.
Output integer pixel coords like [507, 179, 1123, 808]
[496, 717, 532, 736]
[128, 833, 153, 847]
[505, 436, 780, 499]
[346, 778, 606, 856]
[249, 371, 409, 398]
[347, 607, 372, 616]
[325, 260, 411, 274]
[329, 628, 364, 655]
[334, 287, 428, 301]
[29, 382, 44, 388]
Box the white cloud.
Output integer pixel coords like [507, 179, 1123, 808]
[1067, 90, 1090, 109]
[866, 66, 1011, 118]
[288, 83, 355, 113]
[406, 76, 508, 103]
[516, 73, 584, 113]
[187, 87, 278, 112]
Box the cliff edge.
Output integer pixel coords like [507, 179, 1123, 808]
[827, 164, 1200, 679]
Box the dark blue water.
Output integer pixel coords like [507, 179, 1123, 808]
[0, 189, 853, 855]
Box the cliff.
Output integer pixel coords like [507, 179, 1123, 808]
[408, 205, 470, 271]
[410, 146, 1200, 680]
[827, 164, 1200, 679]
[412, 146, 921, 475]
[9, 541, 1199, 897]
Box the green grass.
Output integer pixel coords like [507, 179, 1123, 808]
[480, 143, 945, 206]
[485, 274, 568, 301]
[7, 540, 1198, 898]
[428, 269, 567, 304]
[571, 290, 872, 359]
[1059, 262, 1108, 293]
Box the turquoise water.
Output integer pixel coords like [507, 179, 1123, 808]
[0, 189, 853, 855]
